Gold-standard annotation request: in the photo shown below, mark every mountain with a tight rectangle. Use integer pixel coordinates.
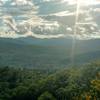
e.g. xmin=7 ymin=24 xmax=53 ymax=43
xmin=0 ymin=37 xmax=100 ymax=68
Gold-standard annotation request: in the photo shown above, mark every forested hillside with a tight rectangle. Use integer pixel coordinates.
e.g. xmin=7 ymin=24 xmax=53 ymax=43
xmin=0 ymin=38 xmax=100 ymax=68
xmin=0 ymin=62 xmax=100 ymax=100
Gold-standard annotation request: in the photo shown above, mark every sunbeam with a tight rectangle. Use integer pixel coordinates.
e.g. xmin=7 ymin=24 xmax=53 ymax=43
xmin=70 ymin=0 xmax=80 ymax=66
xmin=70 ymin=0 xmax=95 ymax=66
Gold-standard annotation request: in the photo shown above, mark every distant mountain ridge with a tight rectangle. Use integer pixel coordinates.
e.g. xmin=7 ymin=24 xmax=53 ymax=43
xmin=0 ymin=37 xmax=100 ymax=68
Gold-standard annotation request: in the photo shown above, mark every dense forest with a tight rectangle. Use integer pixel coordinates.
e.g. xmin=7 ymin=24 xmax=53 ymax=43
xmin=0 ymin=61 xmax=100 ymax=100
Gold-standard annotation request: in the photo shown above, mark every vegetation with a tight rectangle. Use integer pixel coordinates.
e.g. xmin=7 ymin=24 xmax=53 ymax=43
xmin=0 ymin=62 xmax=100 ymax=100
xmin=0 ymin=38 xmax=100 ymax=68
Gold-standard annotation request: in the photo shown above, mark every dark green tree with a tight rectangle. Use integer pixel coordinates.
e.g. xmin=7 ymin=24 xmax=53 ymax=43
xmin=38 ymin=91 xmax=56 ymax=100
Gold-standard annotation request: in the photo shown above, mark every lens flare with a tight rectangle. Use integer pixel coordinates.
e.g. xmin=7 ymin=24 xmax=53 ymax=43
xmin=71 ymin=0 xmax=80 ymax=66
xmin=70 ymin=0 xmax=95 ymax=66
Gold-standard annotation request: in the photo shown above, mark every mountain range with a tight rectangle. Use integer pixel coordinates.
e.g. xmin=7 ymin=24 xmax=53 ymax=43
xmin=0 ymin=37 xmax=100 ymax=68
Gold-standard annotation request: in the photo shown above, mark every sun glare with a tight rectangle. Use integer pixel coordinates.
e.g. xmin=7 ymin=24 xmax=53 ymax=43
xmin=66 ymin=0 xmax=95 ymax=6
xmin=79 ymin=0 xmax=95 ymax=6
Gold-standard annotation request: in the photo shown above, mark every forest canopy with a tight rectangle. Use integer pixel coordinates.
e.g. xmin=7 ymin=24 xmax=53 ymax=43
xmin=0 ymin=62 xmax=100 ymax=100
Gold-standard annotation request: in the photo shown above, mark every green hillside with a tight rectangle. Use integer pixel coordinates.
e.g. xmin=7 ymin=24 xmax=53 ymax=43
xmin=0 ymin=62 xmax=100 ymax=100
xmin=0 ymin=38 xmax=100 ymax=68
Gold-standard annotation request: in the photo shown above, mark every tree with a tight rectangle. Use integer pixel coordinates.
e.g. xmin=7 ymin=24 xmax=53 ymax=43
xmin=38 ymin=91 xmax=56 ymax=100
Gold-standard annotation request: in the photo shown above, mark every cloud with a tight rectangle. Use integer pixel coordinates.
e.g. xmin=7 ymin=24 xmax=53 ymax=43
xmin=11 ymin=0 xmax=33 ymax=6
xmin=66 ymin=27 xmax=72 ymax=32
xmin=48 ymin=11 xmax=75 ymax=17
xmin=0 ymin=30 xmax=65 ymax=39
xmin=28 ymin=31 xmax=65 ymax=39
xmin=61 ymin=0 xmax=100 ymax=6
xmin=42 ymin=0 xmax=51 ymax=2
xmin=0 ymin=0 xmax=100 ymax=40
xmin=3 ymin=15 xmax=18 ymax=32
xmin=94 ymin=8 xmax=100 ymax=12
xmin=0 ymin=31 xmax=18 ymax=38
xmin=0 ymin=0 xmax=62 ymax=39
xmin=60 ymin=0 xmax=75 ymax=5
xmin=0 ymin=0 xmax=4 ymax=6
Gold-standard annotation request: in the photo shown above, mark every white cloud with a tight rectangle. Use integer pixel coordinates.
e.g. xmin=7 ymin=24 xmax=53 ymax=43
xmin=94 ymin=8 xmax=100 ymax=12
xmin=90 ymin=26 xmax=95 ymax=31
xmin=60 ymin=0 xmax=76 ymax=5
xmin=39 ymin=21 xmax=60 ymax=31
xmin=66 ymin=27 xmax=72 ymax=32
xmin=0 ymin=31 xmax=19 ymax=38
xmin=0 ymin=30 xmax=65 ymax=39
xmin=3 ymin=15 xmax=18 ymax=32
xmin=0 ymin=0 xmax=5 ymax=6
xmin=11 ymin=0 xmax=33 ymax=6
xmin=30 ymin=32 xmax=65 ymax=39
xmin=61 ymin=0 xmax=100 ymax=6
xmin=85 ymin=17 xmax=93 ymax=22
xmin=49 ymin=11 xmax=75 ymax=17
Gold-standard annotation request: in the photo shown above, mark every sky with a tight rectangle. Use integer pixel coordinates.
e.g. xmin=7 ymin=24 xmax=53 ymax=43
xmin=0 ymin=0 xmax=100 ymax=39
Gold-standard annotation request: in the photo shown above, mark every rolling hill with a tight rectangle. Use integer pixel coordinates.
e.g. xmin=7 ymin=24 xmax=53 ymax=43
xmin=0 ymin=37 xmax=100 ymax=69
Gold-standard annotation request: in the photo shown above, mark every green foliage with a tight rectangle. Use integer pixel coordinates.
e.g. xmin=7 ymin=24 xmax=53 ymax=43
xmin=0 ymin=62 xmax=100 ymax=100
xmin=38 ymin=91 xmax=56 ymax=100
